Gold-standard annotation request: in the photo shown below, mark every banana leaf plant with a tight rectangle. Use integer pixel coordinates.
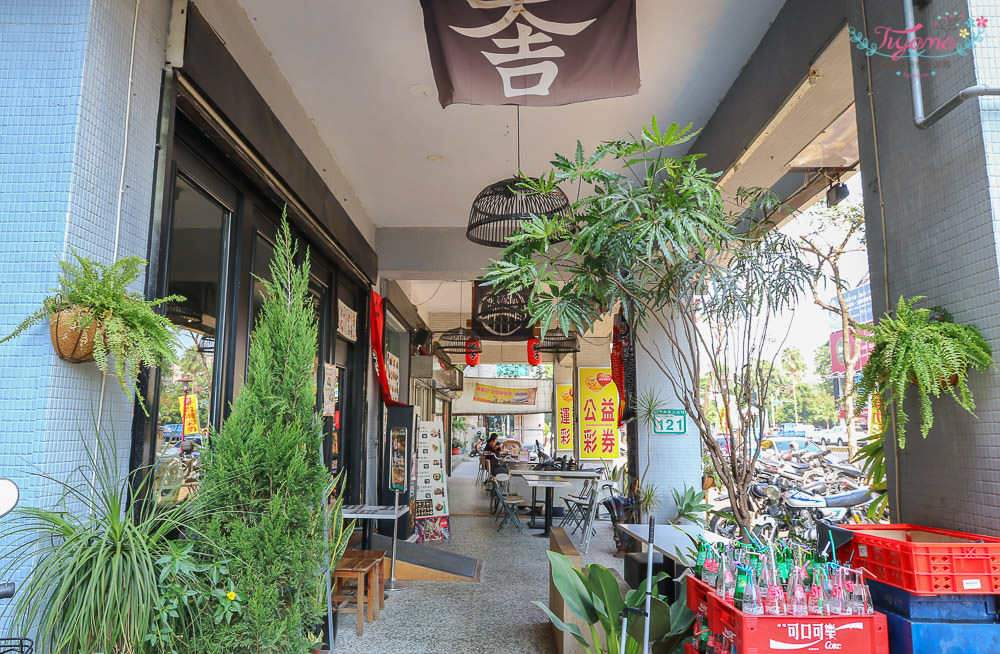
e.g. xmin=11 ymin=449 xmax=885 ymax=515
xmin=535 ymin=551 xmax=693 ymax=654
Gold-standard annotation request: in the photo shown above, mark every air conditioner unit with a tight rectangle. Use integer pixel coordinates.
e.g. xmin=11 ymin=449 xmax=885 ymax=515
xmin=411 ymin=354 xmax=434 ymax=379
xmin=433 ymin=366 xmax=463 ymax=391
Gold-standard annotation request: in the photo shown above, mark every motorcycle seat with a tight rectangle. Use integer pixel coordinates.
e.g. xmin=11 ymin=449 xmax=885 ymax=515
xmin=830 ymin=462 xmax=865 ymax=478
xmin=825 ymin=487 xmax=873 ymax=507
xmin=786 ymin=460 xmax=809 ymax=470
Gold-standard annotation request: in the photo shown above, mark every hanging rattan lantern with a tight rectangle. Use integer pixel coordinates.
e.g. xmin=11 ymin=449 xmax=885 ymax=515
xmin=466 ymin=176 xmax=571 ymax=247
xmin=538 ymin=328 xmax=581 ymax=353
xmin=436 ymin=327 xmax=481 ymax=355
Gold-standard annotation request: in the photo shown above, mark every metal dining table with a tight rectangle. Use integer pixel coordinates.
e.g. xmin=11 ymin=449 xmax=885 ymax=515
xmin=521 ymin=474 xmax=571 ymax=536
xmin=616 ymin=522 xmax=727 ymax=566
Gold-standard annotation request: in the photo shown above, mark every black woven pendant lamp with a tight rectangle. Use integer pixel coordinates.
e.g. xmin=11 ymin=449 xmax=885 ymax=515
xmin=538 ymin=328 xmax=581 ymax=354
xmin=466 ymin=106 xmax=571 ymax=247
xmin=436 ymin=282 xmax=481 ymax=360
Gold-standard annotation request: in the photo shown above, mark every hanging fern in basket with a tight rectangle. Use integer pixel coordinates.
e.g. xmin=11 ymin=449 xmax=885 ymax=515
xmin=0 ymin=250 xmax=183 ymax=413
xmin=855 ymin=296 xmax=993 ymax=449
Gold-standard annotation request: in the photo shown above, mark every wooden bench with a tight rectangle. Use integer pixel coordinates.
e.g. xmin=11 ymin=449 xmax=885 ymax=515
xmin=332 ymin=549 xmax=385 ymax=635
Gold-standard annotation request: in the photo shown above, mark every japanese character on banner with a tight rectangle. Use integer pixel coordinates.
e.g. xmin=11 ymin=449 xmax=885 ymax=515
xmin=559 ymin=427 xmax=572 ymax=445
xmin=582 ymin=399 xmax=597 ymax=422
xmin=421 ymin=0 xmax=639 ymax=108
xmin=582 ymin=427 xmax=597 ymax=454
xmin=449 ymin=0 xmax=596 ymax=99
xmin=559 ymin=406 xmax=571 ymax=425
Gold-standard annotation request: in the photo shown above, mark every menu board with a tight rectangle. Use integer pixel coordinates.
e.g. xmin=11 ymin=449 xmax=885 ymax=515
xmin=386 ymin=351 xmax=400 ymax=402
xmin=337 ymin=299 xmax=357 ymax=342
xmin=578 ymin=367 xmax=620 ymax=460
xmin=555 ymin=384 xmax=574 ymax=451
xmin=413 ymin=421 xmax=450 ymax=541
xmin=322 ymin=363 xmax=338 ymax=417
xmin=389 ymin=427 xmax=408 ymax=492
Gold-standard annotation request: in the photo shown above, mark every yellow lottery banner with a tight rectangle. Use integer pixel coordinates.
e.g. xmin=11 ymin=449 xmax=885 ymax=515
xmin=472 ymin=383 xmax=537 ymax=405
xmin=555 ymin=384 xmax=574 ymax=451
xmin=578 ymin=367 xmax=619 ymax=459
xmin=180 ymin=395 xmax=200 ymax=436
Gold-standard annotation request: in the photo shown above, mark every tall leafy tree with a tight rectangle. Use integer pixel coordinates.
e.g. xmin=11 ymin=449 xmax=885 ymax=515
xmin=794 ymin=201 xmax=867 ymax=454
xmin=484 ymin=119 xmax=817 ymax=534
xmin=194 ymin=217 xmax=331 ymax=652
xmin=779 ymin=347 xmax=806 ymax=423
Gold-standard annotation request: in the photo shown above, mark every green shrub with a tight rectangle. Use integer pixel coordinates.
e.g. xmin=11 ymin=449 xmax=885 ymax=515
xmin=192 ymin=216 xmax=335 ymax=652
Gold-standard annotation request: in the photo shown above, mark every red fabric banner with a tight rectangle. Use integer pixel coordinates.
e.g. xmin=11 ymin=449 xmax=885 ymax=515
xmin=371 ymin=291 xmax=405 ymax=407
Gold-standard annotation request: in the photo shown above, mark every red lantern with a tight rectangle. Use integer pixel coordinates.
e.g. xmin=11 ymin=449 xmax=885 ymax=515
xmin=465 ymin=338 xmax=481 ymax=366
xmin=527 ymin=337 xmax=541 ymax=366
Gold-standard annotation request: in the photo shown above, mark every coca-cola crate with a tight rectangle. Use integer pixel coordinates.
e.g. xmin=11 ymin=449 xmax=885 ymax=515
xmin=687 ymin=572 xmax=889 ymax=653
xmin=709 ymin=597 xmax=889 ymax=654
xmin=840 ymin=524 xmax=1000 ymax=595
xmin=687 ymin=575 xmax=712 ymax=617
xmin=684 ymin=643 xmax=698 ymax=654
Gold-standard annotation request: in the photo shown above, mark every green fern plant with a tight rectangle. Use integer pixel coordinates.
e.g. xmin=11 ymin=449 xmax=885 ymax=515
xmin=855 ymin=295 xmax=993 ymax=449
xmin=0 ymin=250 xmax=183 ymax=413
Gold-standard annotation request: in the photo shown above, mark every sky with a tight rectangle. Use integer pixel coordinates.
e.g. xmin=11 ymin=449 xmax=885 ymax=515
xmin=776 ymin=173 xmax=869 ymax=382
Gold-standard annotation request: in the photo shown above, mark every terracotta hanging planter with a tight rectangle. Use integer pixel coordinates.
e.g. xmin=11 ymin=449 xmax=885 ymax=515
xmin=49 ymin=308 xmax=98 ymax=363
xmin=908 ymin=372 xmax=960 ymax=390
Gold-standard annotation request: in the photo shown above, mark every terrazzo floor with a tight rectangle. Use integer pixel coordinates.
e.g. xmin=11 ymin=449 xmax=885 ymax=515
xmin=331 ymin=458 xmax=622 ymax=654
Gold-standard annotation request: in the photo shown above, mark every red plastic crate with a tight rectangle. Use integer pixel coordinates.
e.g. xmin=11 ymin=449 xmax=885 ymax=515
xmin=840 ymin=524 xmax=1000 ymax=595
xmin=687 ymin=574 xmax=889 ymax=654
xmin=687 ymin=575 xmax=712 ymax=617
xmin=684 ymin=643 xmax=698 ymax=654
xmin=710 ymin=593 xmax=889 ymax=654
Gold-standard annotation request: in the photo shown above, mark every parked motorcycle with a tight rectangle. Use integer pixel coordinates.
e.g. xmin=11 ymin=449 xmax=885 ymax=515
xmin=710 ymin=481 xmax=875 ymax=542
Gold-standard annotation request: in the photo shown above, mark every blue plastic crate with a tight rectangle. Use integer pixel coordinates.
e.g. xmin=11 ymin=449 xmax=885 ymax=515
xmin=883 ymin=609 xmax=1000 ymax=654
xmin=869 ymin=579 xmax=999 ymax=622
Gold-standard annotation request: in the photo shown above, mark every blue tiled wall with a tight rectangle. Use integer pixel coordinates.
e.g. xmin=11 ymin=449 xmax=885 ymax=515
xmin=0 ymin=1 xmax=91 ymax=629
xmin=0 ymin=0 xmax=170 ymax=635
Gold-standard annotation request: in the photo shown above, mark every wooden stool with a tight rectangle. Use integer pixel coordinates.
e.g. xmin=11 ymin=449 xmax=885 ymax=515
xmin=332 ymin=557 xmax=371 ymax=635
xmin=339 ymin=549 xmax=386 ymax=622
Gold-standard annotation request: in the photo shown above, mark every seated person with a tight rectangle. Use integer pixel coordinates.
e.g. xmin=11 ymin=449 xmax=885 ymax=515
xmin=484 ymin=433 xmax=503 ymax=458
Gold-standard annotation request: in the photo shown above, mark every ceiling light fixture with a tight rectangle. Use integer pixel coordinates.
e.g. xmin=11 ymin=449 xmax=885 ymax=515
xmin=435 ymin=282 xmax=481 ymax=361
xmin=466 ymin=105 xmax=571 ymax=247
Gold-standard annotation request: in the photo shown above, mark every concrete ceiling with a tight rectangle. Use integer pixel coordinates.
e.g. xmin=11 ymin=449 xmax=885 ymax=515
xmin=234 ymin=0 xmax=786 ymax=230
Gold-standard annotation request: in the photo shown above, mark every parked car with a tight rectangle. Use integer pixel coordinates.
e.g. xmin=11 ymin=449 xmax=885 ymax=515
xmin=817 ymin=426 xmax=849 ymax=447
xmin=161 ymin=423 xmax=183 ymax=443
xmin=775 ymin=423 xmax=818 ymax=439
xmin=760 ymin=437 xmax=826 ymax=457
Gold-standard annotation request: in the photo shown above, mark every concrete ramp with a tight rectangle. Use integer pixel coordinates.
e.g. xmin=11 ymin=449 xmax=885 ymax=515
xmin=370 ymin=534 xmax=481 ymax=583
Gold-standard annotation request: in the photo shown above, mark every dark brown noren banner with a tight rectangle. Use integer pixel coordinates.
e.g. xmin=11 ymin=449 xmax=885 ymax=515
xmin=421 ymin=0 xmax=639 ymax=107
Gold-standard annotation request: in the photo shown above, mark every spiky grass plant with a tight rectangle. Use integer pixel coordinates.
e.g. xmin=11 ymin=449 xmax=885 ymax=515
xmin=0 ymin=437 xmax=209 ymax=654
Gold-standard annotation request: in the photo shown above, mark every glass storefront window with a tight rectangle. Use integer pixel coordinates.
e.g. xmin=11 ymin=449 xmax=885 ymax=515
xmin=153 ymin=175 xmax=229 ymax=506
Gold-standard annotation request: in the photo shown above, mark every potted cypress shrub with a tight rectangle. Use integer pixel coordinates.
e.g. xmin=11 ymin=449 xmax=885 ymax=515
xmin=192 ymin=216 xmax=349 ymax=653
xmin=0 ymin=251 xmax=183 ymax=413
